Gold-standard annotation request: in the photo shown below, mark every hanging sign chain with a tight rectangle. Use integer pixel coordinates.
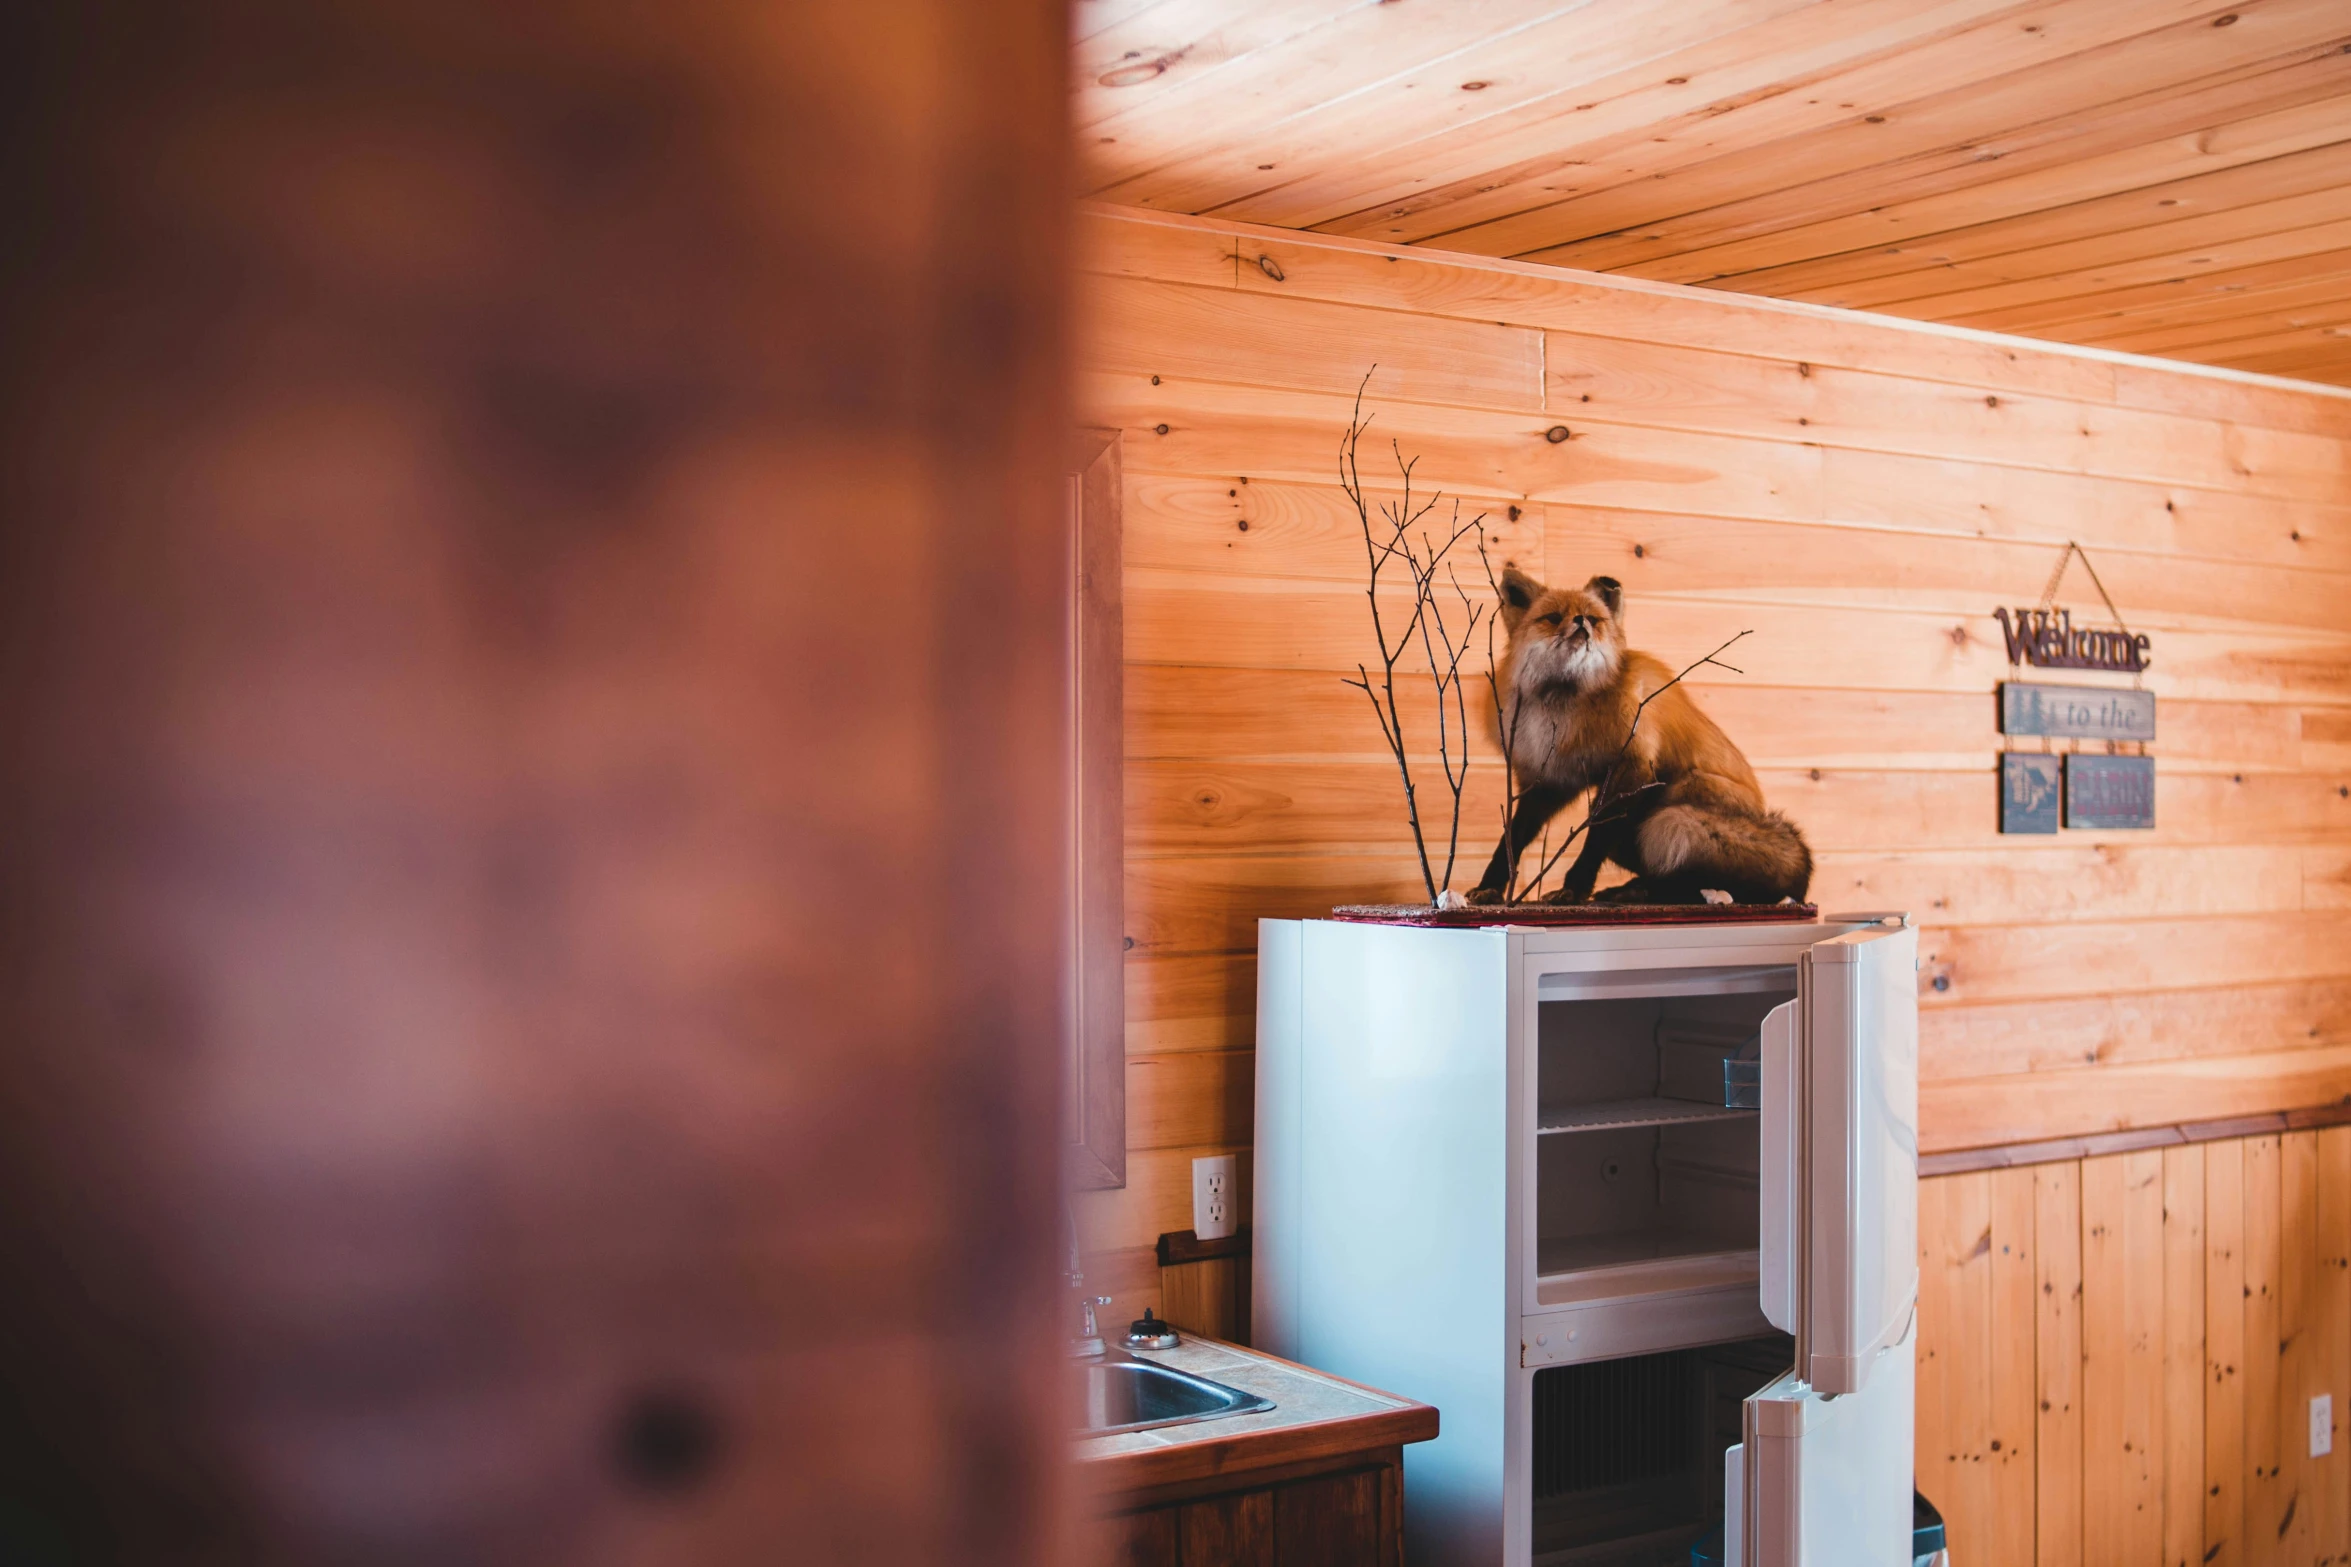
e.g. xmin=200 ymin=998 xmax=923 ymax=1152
xmin=1997 ymin=539 xmax=2148 ymax=683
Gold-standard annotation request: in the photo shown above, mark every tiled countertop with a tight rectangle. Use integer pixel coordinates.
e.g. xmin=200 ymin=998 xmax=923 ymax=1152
xmin=1074 ymin=1334 xmax=1438 ymax=1499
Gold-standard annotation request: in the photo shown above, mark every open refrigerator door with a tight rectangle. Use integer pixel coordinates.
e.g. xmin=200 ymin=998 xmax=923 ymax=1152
xmin=1733 ymin=920 xmax=1918 ymax=1565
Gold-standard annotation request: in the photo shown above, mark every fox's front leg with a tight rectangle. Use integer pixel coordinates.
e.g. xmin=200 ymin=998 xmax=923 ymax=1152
xmin=1466 ymin=784 xmax=1568 ymax=903
xmin=1547 ymin=827 xmax=1613 ymax=905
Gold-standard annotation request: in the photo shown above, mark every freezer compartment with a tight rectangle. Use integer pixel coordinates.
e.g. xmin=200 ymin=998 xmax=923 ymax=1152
xmin=1535 ymin=987 xmax=1792 ymax=1308
xmin=1530 ymin=1337 xmax=1790 ymax=1567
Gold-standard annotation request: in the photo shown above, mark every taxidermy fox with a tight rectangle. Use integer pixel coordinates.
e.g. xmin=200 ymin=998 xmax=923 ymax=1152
xmin=1467 ymin=567 xmax=1812 ymax=906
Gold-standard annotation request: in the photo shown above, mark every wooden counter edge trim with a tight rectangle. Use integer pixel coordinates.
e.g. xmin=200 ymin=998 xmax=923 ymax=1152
xmin=1077 ymin=1404 xmax=1439 ymax=1498
xmin=1918 ymin=1099 xmax=2351 ymax=1176
xmin=1091 ymin=1443 xmax=1409 ymax=1516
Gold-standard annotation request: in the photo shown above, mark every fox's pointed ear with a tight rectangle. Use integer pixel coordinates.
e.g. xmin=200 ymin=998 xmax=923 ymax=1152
xmin=1498 ymin=564 xmax=1542 ymax=630
xmin=1584 ymin=575 xmax=1623 ymax=617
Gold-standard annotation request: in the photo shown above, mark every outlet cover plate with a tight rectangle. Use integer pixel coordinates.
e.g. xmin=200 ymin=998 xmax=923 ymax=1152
xmin=2314 ymin=1394 xmax=2333 ymax=1458
xmin=1192 ymin=1153 xmax=1237 ymax=1242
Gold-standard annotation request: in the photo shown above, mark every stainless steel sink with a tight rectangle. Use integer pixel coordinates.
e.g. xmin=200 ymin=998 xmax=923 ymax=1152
xmin=1073 ymin=1353 xmax=1276 ymax=1436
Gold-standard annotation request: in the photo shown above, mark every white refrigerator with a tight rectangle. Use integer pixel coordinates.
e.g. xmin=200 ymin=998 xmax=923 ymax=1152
xmin=1253 ymin=912 xmax=1919 ymax=1567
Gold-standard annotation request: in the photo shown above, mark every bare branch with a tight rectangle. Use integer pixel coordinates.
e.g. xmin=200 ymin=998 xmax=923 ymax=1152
xmin=1337 ymin=371 xmax=1493 ymax=905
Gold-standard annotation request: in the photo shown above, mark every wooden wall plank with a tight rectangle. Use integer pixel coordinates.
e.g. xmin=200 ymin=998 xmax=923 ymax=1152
xmin=1082 ymin=207 xmax=2138 ymax=407
xmin=2278 ymin=1131 xmax=2321 ymax=1565
xmin=1921 ymin=1045 xmax=2351 ymax=1155
xmin=1991 ymin=1165 xmax=2041 ymax=1567
xmin=2244 ymin=1136 xmax=2286 ymax=1558
xmin=1128 ymin=1049 xmax=1254 ymax=1150
xmin=2315 ymin=1127 xmax=2351 ymax=1567
xmin=1934 ymin=1172 xmax=1997 ymax=1559
xmin=1921 ymin=914 xmax=2351 ymax=1007
xmin=2208 ymin=1138 xmax=2248 ymax=1567
xmin=2083 ymin=1152 xmax=2160 ymax=1558
xmin=2164 ymin=1144 xmax=2207 ymax=1567
xmin=1085 ymin=275 xmax=1545 ymax=414
xmin=1128 ymin=571 xmax=2351 ymax=702
xmin=1129 ymin=663 xmax=2317 ymax=773
xmin=2038 ymin=1160 xmax=2085 ymax=1567
xmin=1131 ymin=762 xmax=2351 ymax=871
xmin=1916 ymin=1175 xmax=1954 ymax=1546
xmin=1919 ymin=979 xmax=2351 ymax=1083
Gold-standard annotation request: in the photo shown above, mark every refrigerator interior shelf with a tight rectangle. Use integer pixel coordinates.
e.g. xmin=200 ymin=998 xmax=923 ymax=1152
xmin=1537 ymin=1097 xmax=1758 ymax=1133
xmin=1535 ymin=1230 xmax=1759 ymax=1308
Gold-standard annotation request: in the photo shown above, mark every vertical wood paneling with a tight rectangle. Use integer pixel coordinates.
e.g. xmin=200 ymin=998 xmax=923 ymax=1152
xmin=2279 ymin=1132 xmax=2321 ymax=1567
xmin=2316 ymin=1128 xmax=2351 ymax=1567
xmin=2242 ymin=1137 xmax=2285 ymax=1560
xmin=1917 ymin=1176 xmax=1953 ymax=1533
xmin=2163 ymin=1145 xmax=2205 ymax=1567
xmin=1930 ymin=1129 xmax=2351 ymax=1567
xmin=1992 ymin=1165 xmax=2041 ymax=1567
xmin=2083 ymin=1154 xmax=2134 ymax=1558
xmin=2038 ymin=1159 xmax=2087 ymax=1567
xmin=2207 ymin=1139 xmax=2248 ymax=1567
xmin=2128 ymin=1150 xmax=2171 ymax=1564
xmin=1938 ymin=1172 xmax=1997 ymax=1560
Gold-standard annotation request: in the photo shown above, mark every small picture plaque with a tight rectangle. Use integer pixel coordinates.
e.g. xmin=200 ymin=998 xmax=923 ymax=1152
xmin=1999 ymin=682 xmax=2156 ymax=743
xmin=2000 ymin=752 xmax=2061 ymax=834
xmin=2064 ymin=753 xmax=2155 ymax=830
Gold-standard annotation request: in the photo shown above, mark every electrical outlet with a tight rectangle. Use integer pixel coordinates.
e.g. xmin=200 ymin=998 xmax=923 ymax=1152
xmin=2313 ymin=1394 xmax=2334 ymax=1459
xmin=1192 ymin=1154 xmax=1238 ymax=1242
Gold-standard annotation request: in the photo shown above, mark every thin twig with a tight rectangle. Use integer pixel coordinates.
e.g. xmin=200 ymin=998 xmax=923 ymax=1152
xmin=1339 ymin=369 xmax=1490 ymax=905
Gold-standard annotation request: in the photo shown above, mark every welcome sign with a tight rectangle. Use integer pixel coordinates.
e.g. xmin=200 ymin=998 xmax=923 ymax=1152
xmin=1994 ymin=607 xmax=2150 ymax=674
xmin=1994 ymin=544 xmax=2154 ymax=833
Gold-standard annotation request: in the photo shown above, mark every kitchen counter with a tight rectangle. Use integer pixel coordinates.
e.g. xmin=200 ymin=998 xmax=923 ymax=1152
xmin=1075 ymin=1334 xmax=1437 ymax=1501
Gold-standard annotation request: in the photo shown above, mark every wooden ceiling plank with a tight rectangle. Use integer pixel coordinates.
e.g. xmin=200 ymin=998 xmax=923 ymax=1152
xmin=1080 ymin=1 xmax=1616 ymax=198
xmin=2185 ymin=321 xmax=2351 ymax=362
xmin=1119 ymin=0 xmax=1821 ymax=222
xmin=2083 ymin=304 xmax=2351 ymax=358
xmin=1511 ymin=38 xmax=2351 ymax=273
xmin=1076 ymin=1 xmax=1385 ymax=140
xmin=1217 ymin=0 xmax=2008 ymax=232
xmin=1767 ymin=186 xmax=2351 ymax=312
xmin=1702 ymin=139 xmax=2351 ymax=298
xmin=1431 ymin=0 xmax=2316 ymax=260
xmin=1955 ymin=245 xmax=2351 ymax=334
xmin=2204 ymin=347 xmax=2351 ymax=382
xmin=2053 ymin=276 xmax=2351 ymax=348
xmin=2201 ymin=343 xmax=2351 ymax=376
xmin=1625 ymin=90 xmax=2351 ymax=285
xmin=1307 ymin=0 xmax=2059 ymax=241
xmin=1848 ymin=211 xmax=2351 ymax=324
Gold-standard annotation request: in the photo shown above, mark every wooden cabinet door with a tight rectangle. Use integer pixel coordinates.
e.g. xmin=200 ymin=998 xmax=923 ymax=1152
xmin=1273 ymin=1467 xmax=1384 ymax=1567
xmin=1085 ymin=1506 xmax=1179 ymax=1567
xmin=1181 ymin=1490 xmax=1274 ymax=1565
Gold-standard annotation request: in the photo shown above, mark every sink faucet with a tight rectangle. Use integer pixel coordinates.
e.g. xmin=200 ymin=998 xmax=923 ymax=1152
xmin=1066 ymin=1210 xmax=1111 ymax=1358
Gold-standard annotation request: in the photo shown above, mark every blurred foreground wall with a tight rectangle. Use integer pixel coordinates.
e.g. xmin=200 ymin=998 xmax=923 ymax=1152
xmin=0 ymin=3 xmax=1071 ymax=1562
